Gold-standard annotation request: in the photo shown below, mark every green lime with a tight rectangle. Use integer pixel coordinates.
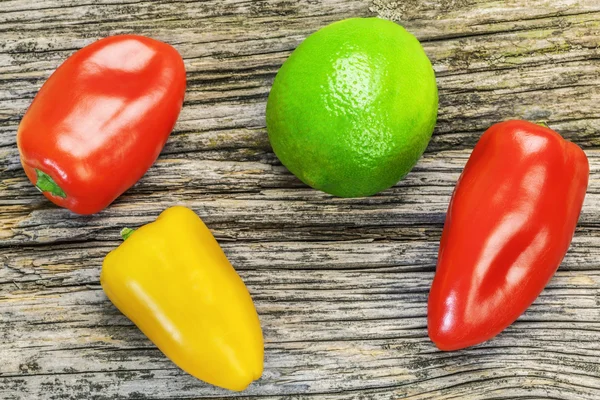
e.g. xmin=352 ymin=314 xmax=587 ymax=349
xmin=266 ymin=17 xmax=438 ymax=197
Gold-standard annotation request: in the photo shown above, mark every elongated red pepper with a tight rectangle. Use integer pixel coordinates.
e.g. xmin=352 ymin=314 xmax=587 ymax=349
xmin=17 ymin=35 xmax=186 ymax=214
xmin=428 ymin=120 xmax=589 ymax=351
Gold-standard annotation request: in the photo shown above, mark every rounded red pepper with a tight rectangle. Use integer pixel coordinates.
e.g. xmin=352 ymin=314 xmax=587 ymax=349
xmin=428 ymin=120 xmax=589 ymax=351
xmin=17 ymin=35 xmax=186 ymax=214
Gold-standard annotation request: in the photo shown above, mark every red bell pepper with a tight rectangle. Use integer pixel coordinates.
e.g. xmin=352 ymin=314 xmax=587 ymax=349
xmin=428 ymin=120 xmax=589 ymax=351
xmin=17 ymin=35 xmax=186 ymax=215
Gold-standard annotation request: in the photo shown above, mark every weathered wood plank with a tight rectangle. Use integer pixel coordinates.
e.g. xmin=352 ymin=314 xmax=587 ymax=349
xmin=2 ymin=265 xmax=600 ymax=395
xmin=2 ymin=268 xmax=600 ymax=398
xmin=1 ymin=0 xmax=599 ymax=399
xmin=1 ymin=149 xmax=599 ymax=245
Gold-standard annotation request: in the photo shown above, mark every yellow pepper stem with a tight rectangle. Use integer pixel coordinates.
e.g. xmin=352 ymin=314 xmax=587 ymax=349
xmin=120 ymin=228 xmax=135 ymax=241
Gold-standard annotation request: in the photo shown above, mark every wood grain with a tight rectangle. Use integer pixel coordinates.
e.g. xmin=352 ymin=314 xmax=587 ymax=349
xmin=1 ymin=0 xmax=600 ymax=399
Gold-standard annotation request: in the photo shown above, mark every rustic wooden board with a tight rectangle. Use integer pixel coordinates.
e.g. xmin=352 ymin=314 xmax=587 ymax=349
xmin=1 ymin=0 xmax=600 ymax=399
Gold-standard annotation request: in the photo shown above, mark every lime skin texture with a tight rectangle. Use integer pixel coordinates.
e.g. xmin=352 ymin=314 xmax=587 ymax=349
xmin=266 ymin=17 xmax=439 ymax=197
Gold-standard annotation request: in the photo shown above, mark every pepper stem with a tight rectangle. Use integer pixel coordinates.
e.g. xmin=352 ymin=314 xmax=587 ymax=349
xmin=535 ymin=121 xmax=549 ymax=129
xmin=120 ymin=228 xmax=136 ymax=241
xmin=35 ymin=169 xmax=66 ymax=198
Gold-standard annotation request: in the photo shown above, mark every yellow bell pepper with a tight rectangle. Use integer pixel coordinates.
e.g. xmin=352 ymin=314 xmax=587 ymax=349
xmin=100 ymin=206 xmax=264 ymax=391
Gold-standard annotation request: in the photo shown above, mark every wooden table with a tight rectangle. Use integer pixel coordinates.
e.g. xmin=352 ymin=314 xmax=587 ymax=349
xmin=1 ymin=1 xmax=599 ymax=399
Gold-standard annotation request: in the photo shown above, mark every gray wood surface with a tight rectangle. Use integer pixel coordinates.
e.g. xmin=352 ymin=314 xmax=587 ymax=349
xmin=1 ymin=0 xmax=600 ymax=399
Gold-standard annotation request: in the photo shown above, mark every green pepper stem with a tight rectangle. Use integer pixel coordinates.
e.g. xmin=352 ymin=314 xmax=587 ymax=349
xmin=120 ymin=228 xmax=136 ymax=241
xmin=535 ymin=121 xmax=549 ymax=129
xmin=35 ymin=169 xmax=66 ymax=198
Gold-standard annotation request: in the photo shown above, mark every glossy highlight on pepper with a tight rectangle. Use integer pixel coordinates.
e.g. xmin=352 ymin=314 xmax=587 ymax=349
xmin=17 ymin=35 xmax=186 ymax=214
xmin=100 ymin=206 xmax=264 ymax=391
xmin=428 ymin=120 xmax=589 ymax=351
